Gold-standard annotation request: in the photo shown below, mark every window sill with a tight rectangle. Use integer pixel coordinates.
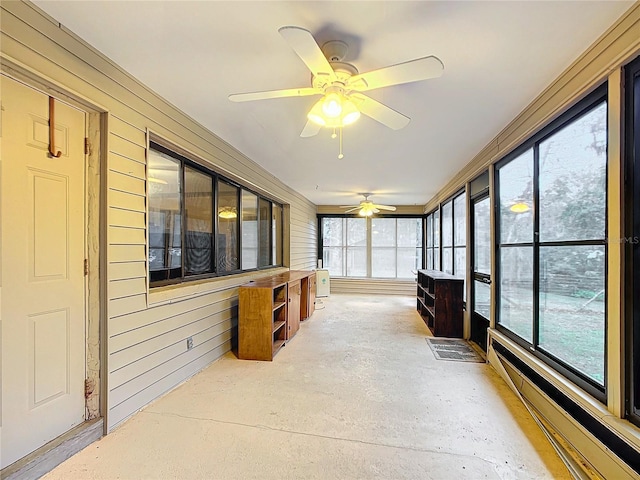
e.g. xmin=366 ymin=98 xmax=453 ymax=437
xmin=147 ymin=267 xmax=288 ymax=307
xmin=488 ymin=328 xmax=640 ymax=451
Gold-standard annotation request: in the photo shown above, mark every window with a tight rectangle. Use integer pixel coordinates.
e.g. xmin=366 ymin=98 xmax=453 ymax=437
xmin=241 ymin=190 xmax=258 ymax=270
xmin=185 ymin=167 xmax=213 ymax=276
xmin=272 ymin=203 xmax=283 ymax=267
xmin=321 ymin=216 xmax=422 ymax=279
xmin=496 ymin=87 xmax=607 ymax=398
xmin=433 ymin=209 xmax=440 ymax=269
xmin=148 ymin=148 xmax=182 ymax=283
xmin=148 ymin=141 xmax=283 ymax=286
xmin=217 ymin=180 xmax=240 ymax=273
xmin=426 ymin=192 xmax=466 ymax=292
xmin=426 ymin=214 xmax=433 ymax=269
xmin=371 ymin=218 xmax=423 ymax=278
xmin=453 ymin=193 xmax=466 ymax=279
xmin=441 ymin=201 xmax=453 ymax=274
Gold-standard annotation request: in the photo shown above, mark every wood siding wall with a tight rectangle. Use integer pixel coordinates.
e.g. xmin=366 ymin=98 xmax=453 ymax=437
xmin=330 ymin=278 xmax=416 ymax=296
xmin=1 ymin=1 xmax=317 ymax=430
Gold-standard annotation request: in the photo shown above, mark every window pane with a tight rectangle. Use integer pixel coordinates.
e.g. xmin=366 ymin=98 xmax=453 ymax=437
xmin=499 ymin=149 xmax=534 ymax=244
xmin=398 ymin=218 xmax=421 ymax=247
xmin=499 ymin=246 xmax=533 ymax=342
xmin=427 ymin=249 xmax=433 ymax=270
xmin=455 ymin=247 xmax=466 ymax=300
xmin=346 ymin=247 xmax=366 ymax=276
xmin=184 ymin=167 xmax=212 ymax=275
xmin=442 ymin=246 xmax=453 ymax=274
xmin=454 ymin=193 xmax=466 ymax=247
xmin=539 ymin=102 xmax=607 ymax=242
xmin=258 ymin=198 xmax=271 ymax=267
xmin=371 ymin=247 xmax=395 ymax=278
xmin=433 ymin=210 xmax=440 ymax=247
xmin=434 ymin=247 xmax=440 ymax=271
xmin=539 ymin=245 xmax=605 ymax=384
xmin=323 ymin=247 xmax=344 ymax=277
xmin=474 ymin=280 xmax=491 ymax=320
xmin=426 ymin=215 xmax=433 ymax=247
xmin=148 ymin=148 xmax=182 ymax=282
xmin=323 ymin=217 xmax=344 ymax=246
xmin=241 ymin=190 xmax=258 ymax=270
xmin=346 ymin=218 xmax=366 ymax=246
xmin=442 ymin=201 xmax=453 ymax=247
xmin=397 ymin=247 xmax=420 ymax=279
xmin=272 ymin=203 xmax=282 ymax=266
xmin=217 ymin=180 xmax=239 ymax=273
xmin=371 ymin=218 xmax=396 ymax=246
xmin=454 ymin=247 xmax=466 ymax=277
xmin=474 ymin=197 xmax=491 ymax=275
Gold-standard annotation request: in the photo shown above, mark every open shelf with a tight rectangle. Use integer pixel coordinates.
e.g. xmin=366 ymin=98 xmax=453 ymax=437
xmin=272 ymin=339 xmax=285 ymax=354
xmin=273 ymin=320 xmax=286 ymax=333
xmin=273 ymin=301 xmax=286 ymax=311
xmin=416 ymin=269 xmax=463 ymax=337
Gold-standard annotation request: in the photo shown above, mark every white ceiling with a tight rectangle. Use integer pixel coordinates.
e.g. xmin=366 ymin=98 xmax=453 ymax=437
xmin=34 ymin=1 xmax=632 ymax=207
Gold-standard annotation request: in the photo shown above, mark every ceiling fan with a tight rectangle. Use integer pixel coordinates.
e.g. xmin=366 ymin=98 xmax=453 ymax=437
xmin=229 ymin=26 xmax=444 ymax=141
xmin=341 ymin=194 xmax=397 ymax=217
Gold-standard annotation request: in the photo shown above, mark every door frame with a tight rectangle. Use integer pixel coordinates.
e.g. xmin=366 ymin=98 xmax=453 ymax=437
xmin=470 ymin=190 xmax=491 ymax=351
xmin=1 ymin=58 xmax=108 ymax=435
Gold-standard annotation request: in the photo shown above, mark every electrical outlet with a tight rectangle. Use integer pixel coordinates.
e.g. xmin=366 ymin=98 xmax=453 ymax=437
xmin=186 ymin=337 xmax=193 ymax=350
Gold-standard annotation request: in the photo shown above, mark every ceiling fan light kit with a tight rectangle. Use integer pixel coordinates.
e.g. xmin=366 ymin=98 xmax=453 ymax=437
xmin=229 ymin=26 xmax=443 ymax=159
xmin=341 ymin=194 xmax=397 ymax=217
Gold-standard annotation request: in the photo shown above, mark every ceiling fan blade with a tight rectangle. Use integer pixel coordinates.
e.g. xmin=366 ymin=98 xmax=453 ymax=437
xmin=372 ymin=208 xmax=380 ymax=213
xmin=300 ymin=120 xmax=321 ymax=138
xmin=229 ymin=87 xmax=320 ymax=102
xmin=279 ymin=26 xmax=336 ymax=82
xmin=346 ymin=56 xmax=444 ymax=92
xmin=351 ymin=93 xmax=410 ymax=130
xmin=339 ymin=205 xmax=359 ymax=208
xmin=343 ymin=207 xmax=360 ymax=213
xmin=375 ymin=205 xmax=397 ymax=211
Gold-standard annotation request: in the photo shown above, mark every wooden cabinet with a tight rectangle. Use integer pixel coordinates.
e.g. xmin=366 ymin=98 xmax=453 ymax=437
xmin=300 ymin=272 xmax=316 ymax=320
xmin=416 ymin=269 xmax=464 ymax=337
xmin=287 ymin=279 xmax=301 ymax=338
xmin=238 ymin=279 xmax=288 ymax=360
xmin=238 ymin=270 xmax=316 ymax=361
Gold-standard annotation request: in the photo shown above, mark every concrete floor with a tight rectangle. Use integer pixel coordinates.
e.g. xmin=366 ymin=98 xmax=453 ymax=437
xmin=43 ymin=294 xmax=571 ymax=479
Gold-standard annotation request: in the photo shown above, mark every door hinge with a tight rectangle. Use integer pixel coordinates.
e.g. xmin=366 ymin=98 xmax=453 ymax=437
xmin=84 ymin=137 xmax=90 ymax=155
xmin=84 ymin=259 xmax=89 ymax=276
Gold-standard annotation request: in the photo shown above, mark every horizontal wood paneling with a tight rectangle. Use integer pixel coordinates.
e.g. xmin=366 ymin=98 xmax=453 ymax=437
xmin=109 ymin=316 xmax=234 ymax=393
xmin=108 ymin=189 xmax=145 ymax=213
xmin=108 ymin=341 xmax=231 ymax=428
xmin=108 ymin=226 xmax=145 ymax=245
xmin=108 ymin=170 xmax=145 ymax=196
xmin=108 ymin=262 xmax=146 ymax=281
xmin=109 ymin=153 xmax=146 ymax=180
xmin=2 ymin=0 xmax=319 ymax=434
xmin=330 ymin=278 xmax=416 ymax=296
xmin=108 ymin=245 xmax=146 ymax=264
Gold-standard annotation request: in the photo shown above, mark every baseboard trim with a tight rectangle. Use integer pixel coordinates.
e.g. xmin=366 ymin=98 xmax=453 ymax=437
xmin=1 ymin=418 xmax=103 ymax=480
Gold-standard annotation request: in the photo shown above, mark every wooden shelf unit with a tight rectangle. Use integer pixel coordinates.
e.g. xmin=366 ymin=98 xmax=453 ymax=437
xmin=238 ymin=270 xmax=316 ymax=361
xmin=417 ymin=269 xmax=464 ymax=337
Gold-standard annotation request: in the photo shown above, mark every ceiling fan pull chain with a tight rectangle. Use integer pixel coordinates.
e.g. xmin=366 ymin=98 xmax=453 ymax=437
xmin=338 ymin=127 xmax=344 ymax=159
xmin=331 ymin=127 xmax=337 ymax=139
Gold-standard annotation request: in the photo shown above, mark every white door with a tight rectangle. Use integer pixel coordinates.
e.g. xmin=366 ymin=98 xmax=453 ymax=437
xmin=1 ymin=76 xmax=87 ymax=468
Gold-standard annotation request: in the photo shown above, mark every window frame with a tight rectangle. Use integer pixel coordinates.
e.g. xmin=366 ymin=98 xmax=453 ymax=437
xmin=148 ymin=141 xmax=284 ymax=288
xmin=624 ymin=55 xmax=640 ymax=427
xmin=494 ymin=83 xmax=609 ymax=401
